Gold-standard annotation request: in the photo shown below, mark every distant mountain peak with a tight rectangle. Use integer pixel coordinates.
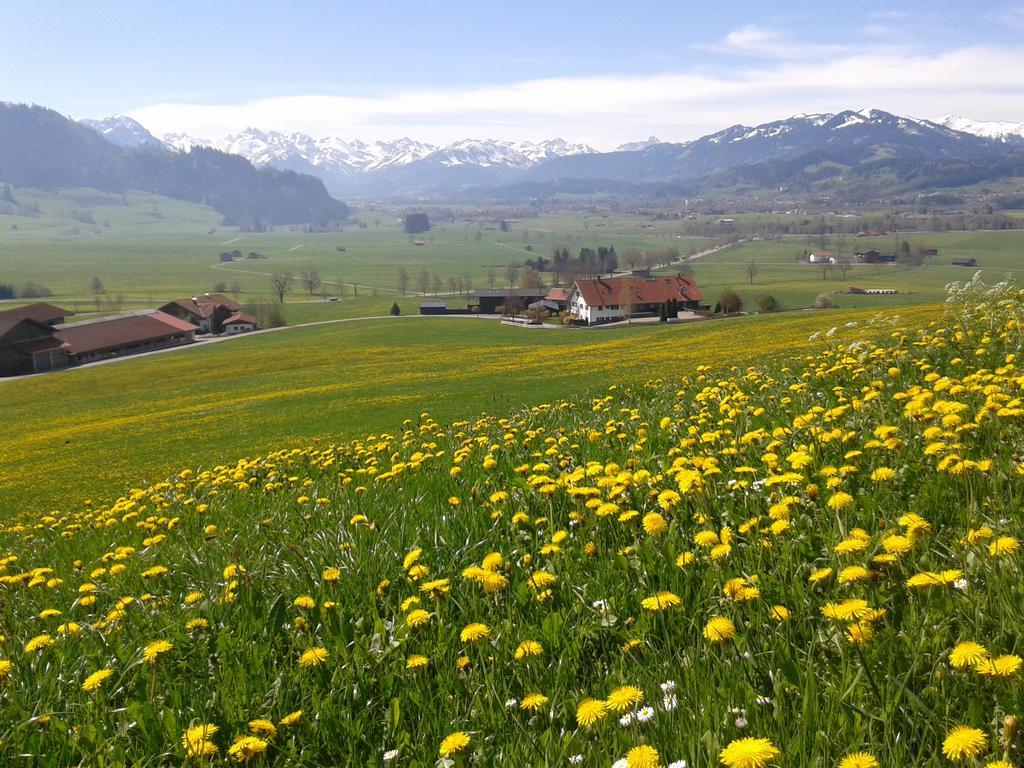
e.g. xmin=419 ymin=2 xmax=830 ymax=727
xmin=941 ymin=115 xmax=1024 ymax=141
xmin=616 ymin=136 xmax=664 ymax=152
xmin=80 ymin=115 xmax=163 ymax=148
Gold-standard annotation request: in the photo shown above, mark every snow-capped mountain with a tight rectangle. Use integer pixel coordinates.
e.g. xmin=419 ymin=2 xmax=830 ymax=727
xmin=78 ymin=108 xmax=1021 ymax=198
xmin=149 ymin=127 xmax=591 ymax=175
xmin=941 ymin=115 xmax=1024 ymax=142
xmin=616 ymin=136 xmax=664 ymax=152
xmin=79 ymin=115 xmax=163 ymax=147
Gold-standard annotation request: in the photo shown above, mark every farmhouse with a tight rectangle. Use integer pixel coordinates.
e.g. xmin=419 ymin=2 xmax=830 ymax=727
xmin=55 ymin=310 xmax=198 ymax=364
xmin=223 ymin=313 xmax=259 ymax=334
xmin=0 ymin=317 xmax=69 ymax=376
xmin=159 ymin=293 xmax=242 ymax=334
xmin=0 ymin=302 xmax=75 ymax=325
xmin=809 ymin=251 xmax=834 ymax=264
xmin=567 ymin=274 xmax=705 ymax=326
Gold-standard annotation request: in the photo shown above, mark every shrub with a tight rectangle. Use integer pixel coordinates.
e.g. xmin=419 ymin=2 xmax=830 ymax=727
xmin=717 ymin=290 xmax=743 ymax=314
xmin=390 ymin=302 xmax=401 ymax=316
xmin=815 ymin=293 xmax=836 ymax=309
xmin=756 ymin=293 xmax=780 ymax=313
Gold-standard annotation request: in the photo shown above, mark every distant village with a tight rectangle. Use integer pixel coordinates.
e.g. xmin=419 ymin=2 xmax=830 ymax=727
xmin=0 ymin=295 xmax=259 ymax=377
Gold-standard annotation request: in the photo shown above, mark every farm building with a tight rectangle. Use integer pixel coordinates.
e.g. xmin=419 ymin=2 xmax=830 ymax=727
xmin=855 ymin=250 xmax=896 ymax=264
xmin=55 ymin=310 xmax=198 ymax=365
xmin=419 ymin=301 xmax=448 ymax=315
xmin=952 ymin=257 xmax=977 ymax=267
xmin=809 ymin=251 xmax=834 ymax=264
xmin=0 ymin=302 xmax=75 ymax=325
xmin=0 ymin=317 xmax=69 ymax=376
xmin=541 ymin=287 xmax=571 ymax=313
xmin=223 ymin=313 xmax=260 ymax=334
xmin=159 ymin=294 xmax=242 ymax=334
xmin=920 ymin=247 xmax=939 ymax=257
xmin=471 ymin=288 xmax=548 ymax=315
xmin=567 ymin=274 xmax=705 ymax=326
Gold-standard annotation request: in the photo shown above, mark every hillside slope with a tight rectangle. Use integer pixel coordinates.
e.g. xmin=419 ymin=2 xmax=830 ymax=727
xmin=0 ymin=103 xmax=348 ymax=224
xmin=0 ymin=283 xmax=1019 ymax=765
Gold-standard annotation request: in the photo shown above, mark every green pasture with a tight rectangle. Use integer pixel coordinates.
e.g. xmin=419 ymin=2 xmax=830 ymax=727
xmin=685 ymin=230 xmax=1024 ymax=310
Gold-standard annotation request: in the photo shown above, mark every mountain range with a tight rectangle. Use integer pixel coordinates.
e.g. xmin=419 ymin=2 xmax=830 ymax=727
xmin=79 ymin=110 xmax=1024 ymax=200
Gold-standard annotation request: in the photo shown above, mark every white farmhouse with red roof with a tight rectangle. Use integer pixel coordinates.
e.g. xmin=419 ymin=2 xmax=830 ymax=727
xmin=567 ymin=273 xmax=705 ymax=325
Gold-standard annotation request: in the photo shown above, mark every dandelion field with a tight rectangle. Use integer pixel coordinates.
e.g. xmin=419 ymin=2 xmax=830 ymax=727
xmin=2 ymin=276 xmax=1024 ymax=767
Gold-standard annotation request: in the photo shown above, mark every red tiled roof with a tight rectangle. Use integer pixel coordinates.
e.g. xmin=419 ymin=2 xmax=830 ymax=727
xmin=0 ymin=302 xmax=74 ymax=324
xmin=203 ymin=294 xmax=243 ymax=311
xmin=224 ymin=313 xmax=258 ymax=325
xmin=546 ymin=287 xmax=570 ymax=301
xmin=160 ymin=299 xmax=215 ymax=319
xmin=573 ymin=275 xmax=704 ymax=306
xmin=56 ymin=311 xmax=198 ymax=356
xmin=160 ymin=294 xmax=243 ymax=319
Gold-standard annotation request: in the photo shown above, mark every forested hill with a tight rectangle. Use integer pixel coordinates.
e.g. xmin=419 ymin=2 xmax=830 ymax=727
xmin=0 ymin=103 xmax=348 ymax=225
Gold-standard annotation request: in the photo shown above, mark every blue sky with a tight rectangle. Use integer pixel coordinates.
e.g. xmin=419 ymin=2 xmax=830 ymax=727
xmin=5 ymin=1 xmax=1024 ymax=147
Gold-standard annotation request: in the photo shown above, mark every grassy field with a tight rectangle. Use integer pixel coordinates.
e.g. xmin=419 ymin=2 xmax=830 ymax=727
xmin=0 ymin=306 xmax=937 ymax=514
xmin=0 ymin=188 xmax=709 ymax=305
xmin=0 ymin=285 xmax=1017 ymax=766
xmin=684 ymin=230 xmax=1024 ymax=311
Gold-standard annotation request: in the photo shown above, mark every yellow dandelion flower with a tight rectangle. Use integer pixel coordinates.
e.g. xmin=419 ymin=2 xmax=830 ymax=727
xmin=719 ymin=737 xmax=781 ymax=768
xmin=514 ymin=640 xmax=543 ymax=660
xmin=642 ymin=512 xmax=669 ymax=536
xmin=576 ymin=698 xmax=608 ymax=727
xmin=950 ymin=642 xmax=988 ymax=669
xmin=24 ymin=634 xmax=54 ymax=654
xmin=809 ymin=567 xmax=833 ymax=584
xmin=248 ymin=719 xmax=276 ymax=739
xmin=406 ymin=609 xmax=432 ymax=628
xmin=439 ymin=731 xmax=471 ymax=757
xmin=838 ymin=565 xmax=871 ymax=584
xmin=845 ymin=622 xmax=874 ymax=645
xmin=641 ymin=591 xmax=681 ymax=611
xmin=942 ymin=725 xmax=986 ymax=761
xmin=460 ymin=623 xmax=491 ymax=643
xmin=520 ymin=693 xmax=549 ymax=712
xmin=770 ymin=605 xmax=790 ymax=622
xmin=975 ymin=654 xmax=1023 ymax=678
xmin=292 ymin=595 xmax=315 ymax=609
xmin=142 ymin=640 xmax=173 ymax=664
xmin=406 ymin=654 xmax=429 ymax=670
xmin=278 ymin=710 xmax=302 ymax=727
xmin=838 ymin=751 xmax=879 ymax=768
xmin=827 ymin=492 xmax=854 ymax=511
xmin=181 ymin=724 xmax=219 ymax=759
xmin=228 ymin=735 xmax=268 ymax=762
xmin=82 ymin=667 xmax=113 ymax=693
xmin=298 ymin=646 xmax=328 ymax=668
xmin=704 ymin=616 xmax=737 ymax=643
xmin=989 ymin=536 xmax=1020 ymax=558
xmin=627 ymin=744 xmax=661 ymax=768
xmin=322 ymin=567 xmax=341 ymax=582
xmin=606 ymin=685 xmax=644 ymax=712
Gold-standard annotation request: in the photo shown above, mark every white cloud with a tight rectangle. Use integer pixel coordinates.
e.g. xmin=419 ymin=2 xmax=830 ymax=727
xmin=129 ymin=40 xmax=1024 ymax=150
